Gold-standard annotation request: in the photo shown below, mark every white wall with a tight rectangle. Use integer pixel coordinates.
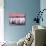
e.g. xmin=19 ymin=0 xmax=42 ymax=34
xmin=0 ymin=0 xmax=4 ymax=42
xmin=40 ymin=0 xmax=46 ymax=27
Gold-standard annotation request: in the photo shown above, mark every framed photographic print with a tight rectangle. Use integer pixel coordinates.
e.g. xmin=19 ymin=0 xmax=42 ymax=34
xmin=9 ymin=13 xmax=26 ymax=25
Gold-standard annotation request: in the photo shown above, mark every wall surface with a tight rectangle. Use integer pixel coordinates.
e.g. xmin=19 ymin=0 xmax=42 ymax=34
xmin=4 ymin=0 xmax=40 ymax=42
xmin=0 ymin=0 xmax=4 ymax=42
xmin=40 ymin=0 xmax=46 ymax=27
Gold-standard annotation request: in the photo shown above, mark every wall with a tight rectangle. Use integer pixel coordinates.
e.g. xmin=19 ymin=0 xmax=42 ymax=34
xmin=4 ymin=0 xmax=40 ymax=42
xmin=0 ymin=0 xmax=4 ymax=42
xmin=40 ymin=0 xmax=46 ymax=27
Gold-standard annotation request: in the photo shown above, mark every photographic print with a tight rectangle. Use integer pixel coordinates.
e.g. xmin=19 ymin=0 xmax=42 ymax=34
xmin=9 ymin=13 xmax=26 ymax=25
